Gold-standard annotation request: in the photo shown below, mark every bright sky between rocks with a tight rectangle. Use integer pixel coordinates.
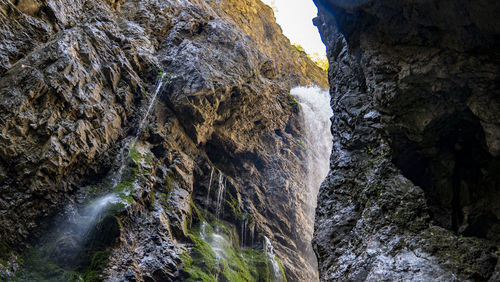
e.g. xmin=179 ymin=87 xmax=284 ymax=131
xmin=261 ymin=0 xmax=325 ymax=56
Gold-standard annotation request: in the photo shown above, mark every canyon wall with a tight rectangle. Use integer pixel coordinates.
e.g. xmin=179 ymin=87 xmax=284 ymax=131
xmin=0 ymin=0 xmax=326 ymax=280
xmin=313 ymin=0 xmax=500 ymax=280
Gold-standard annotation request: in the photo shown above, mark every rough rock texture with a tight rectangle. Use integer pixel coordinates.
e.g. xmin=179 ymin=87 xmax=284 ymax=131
xmin=0 ymin=0 xmax=326 ymax=280
xmin=313 ymin=0 xmax=500 ymax=280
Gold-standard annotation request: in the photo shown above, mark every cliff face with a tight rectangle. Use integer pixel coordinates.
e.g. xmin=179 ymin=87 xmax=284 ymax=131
xmin=0 ymin=0 xmax=326 ymax=281
xmin=313 ymin=0 xmax=500 ymax=280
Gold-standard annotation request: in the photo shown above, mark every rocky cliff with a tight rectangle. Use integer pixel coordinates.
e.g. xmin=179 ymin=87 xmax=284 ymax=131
xmin=0 ymin=0 xmax=327 ymax=281
xmin=313 ymin=0 xmax=500 ymax=280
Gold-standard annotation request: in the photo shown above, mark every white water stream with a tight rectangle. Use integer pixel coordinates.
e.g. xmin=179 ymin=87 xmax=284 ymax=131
xmin=215 ymin=173 xmax=226 ymax=220
xmin=264 ymin=236 xmax=283 ymax=282
xmin=23 ymin=73 xmax=168 ymax=276
xmin=291 ymin=86 xmax=332 ymax=280
xmin=291 ymin=86 xmax=333 ymax=212
xmin=112 ymin=72 xmax=167 ymax=187
xmin=206 ymin=167 xmax=215 ymax=205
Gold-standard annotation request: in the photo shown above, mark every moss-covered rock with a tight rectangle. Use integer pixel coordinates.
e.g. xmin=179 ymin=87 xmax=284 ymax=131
xmin=182 ymin=219 xmax=283 ymax=282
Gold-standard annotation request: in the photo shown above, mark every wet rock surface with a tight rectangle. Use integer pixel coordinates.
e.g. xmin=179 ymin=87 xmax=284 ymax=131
xmin=0 ymin=0 xmax=326 ymax=281
xmin=313 ymin=0 xmax=500 ymax=280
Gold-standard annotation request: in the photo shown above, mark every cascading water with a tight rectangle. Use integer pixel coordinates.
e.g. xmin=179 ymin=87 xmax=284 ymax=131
xmin=264 ymin=236 xmax=284 ymax=282
xmin=291 ymin=86 xmax=333 ymax=280
xmin=136 ymin=72 xmax=167 ymax=137
xmin=206 ymin=167 xmax=214 ymax=205
xmin=240 ymin=214 xmax=247 ymax=247
xmin=215 ymin=173 xmax=226 ymax=220
xmin=199 ymin=221 xmax=226 ymax=261
xmin=14 ymin=73 xmax=168 ymax=280
xmin=112 ymin=72 xmax=167 ymax=187
xmin=190 ymin=220 xmax=286 ymax=281
xmin=291 ymin=86 xmax=333 ymax=211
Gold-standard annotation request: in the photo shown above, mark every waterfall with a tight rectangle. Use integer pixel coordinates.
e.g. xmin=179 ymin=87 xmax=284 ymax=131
xmin=67 ymin=194 xmax=120 ymax=241
xmin=291 ymin=86 xmax=332 ymax=280
xmin=112 ymin=72 xmax=167 ymax=187
xmin=241 ymin=216 xmax=247 ymax=247
xmin=136 ymin=72 xmax=167 ymax=137
xmin=111 ymin=138 xmax=134 ymax=187
xmin=263 ymin=236 xmax=283 ymax=282
xmin=250 ymin=222 xmax=255 ymax=247
xmin=206 ymin=167 xmax=214 ymax=205
xmin=291 ymin=86 xmax=333 ymax=211
xmin=215 ymin=173 xmax=226 ymax=220
xmin=200 ymin=221 xmax=209 ymax=241
xmin=16 ymin=74 xmax=168 ymax=279
xmin=15 ymin=194 xmax=121 ymax=280
xmin=199 ymin=222 xmax=226 ymax=262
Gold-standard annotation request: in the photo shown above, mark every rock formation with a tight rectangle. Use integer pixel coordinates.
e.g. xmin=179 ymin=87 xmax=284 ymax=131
xmin=0 ymin=0 xmax=327 ymax=281
xmin=313 ymin=0 xmax=500 ymax=280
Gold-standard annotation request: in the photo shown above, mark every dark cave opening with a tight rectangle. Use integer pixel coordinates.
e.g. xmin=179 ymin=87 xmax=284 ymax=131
xmin=392 ymin=109 xmax=500 ymax=243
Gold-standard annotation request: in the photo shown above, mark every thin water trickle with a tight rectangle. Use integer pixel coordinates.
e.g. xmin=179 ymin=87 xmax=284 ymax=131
xmin=264 ymin=236 xmax=283 ymax=282
xmin=112 ymin=73 xmax=167 ymax=188
xmin=215 ymin=173 xmax=225 ymax=220
xmin=137 ymin=72 xmax=167 ymax=137
xmin=111 ymin=138 xmax=134 ymax=187
xmin=200 ymin=221 xmax=209 ymax=241
xmin=206 ymin=167 xmax=214 ymax=205
xmin=241 ymin=217 xmax=247 ymax=247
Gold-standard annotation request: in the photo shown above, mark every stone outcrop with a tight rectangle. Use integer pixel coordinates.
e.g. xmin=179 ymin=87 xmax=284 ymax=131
xmin=0 ymin=0 xmax=326 ymax=281
xmin=312 ymin=0 xmax=500 ymax=280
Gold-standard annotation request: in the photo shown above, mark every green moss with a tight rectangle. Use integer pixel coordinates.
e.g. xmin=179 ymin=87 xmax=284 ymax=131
xmin=220 ymin=245 xmax=253 ymax=282
xmin=0 ymin=258 xmax=7 ymax=267
xmin=149 ymin=190 xmax=156 ymax=204
xmin=182 ymin=221 xmax=276 ymax=282
xmin=144 ymin=152 xmax=153 ymax=164
xmin=118 ymin=193 xmax=134 ymax=204
xmin=188 ymin=234 xmax=217 ymax=273
xmin=113 ymin=167 xmax=138 ymax=204
xmin=107 ymin=202 xmax=126 ymax=216
xmin=13 ymin=236 xmax=112 ymax=281
xmin=225 ymin=192 xmax=242 ymax=221
xmin=0 ymin=241 xmax=10 ymax=260
xmin=159 ymin=193 xmax=168 ymax=204
xmin=292 ymin=43 xmax=305 ymax=53
xmin=275 ymin=257 xmax=287 ymax=282
xmin=164 ymin=172 xmax=174 ymax=192
xmin=81 ymin=250 xmax=110 ymax=281
xmin=181 ymin=251 xmax=216 ymax=282
xmin=129 ymin=145 xmax=141 ymax=163
xmin=298 ymin=138 xmax=307 ymax=150
xmin=13 ymin=248 xmax=76 ymax=281
xmin=181 ymin=252 xmax=193 ymax=268
xmin=287 ymin=94 xmax=301 ymax=114
xmin=113 ymin=168 xmax=137 ymax=193
xmin=190 ymin=199 xmax=204 ymax=223
xmin=185 ymin=265 xmax=217 ymax=282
